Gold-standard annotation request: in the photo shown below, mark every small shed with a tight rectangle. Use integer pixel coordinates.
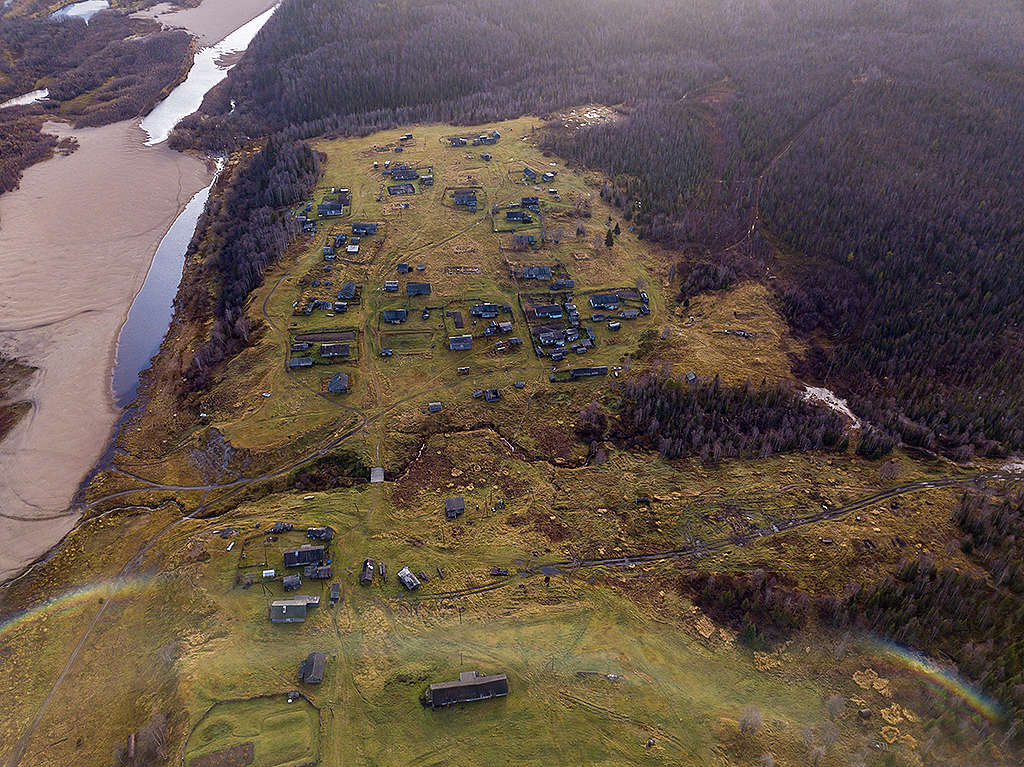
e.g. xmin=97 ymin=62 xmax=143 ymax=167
xmin=428 ymin=402 xmax=443 ymax=413
xmin=299 ymin=652 xmax=327 ymax=684
xmin=444 ymin=496 xmax=466 ymax=519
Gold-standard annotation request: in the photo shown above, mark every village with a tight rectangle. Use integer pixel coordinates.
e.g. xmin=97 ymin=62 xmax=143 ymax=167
xmin=117 ymin=120 xmax=929 ymax=767
xmin=280 ymin=129 xmax=655 ymax=413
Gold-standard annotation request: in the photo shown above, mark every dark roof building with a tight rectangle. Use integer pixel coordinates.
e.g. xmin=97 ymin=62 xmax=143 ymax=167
xmin=397 ymin=262 xmax=411 ymax=273
xmin=506 ymin=210 xmax=532 ymax=222
xmin=270 ymin=521 xmax=293 ymax=534
xmin=453 ymin=190 xmax=478 ymax=209
xmin=522 ymin=265 xmax=552 ymax=280
xmin=550 ymin=279 xmax=575 ymax=291
xmin=513 ymin=234 xmax=537 ymax=248
xmin=570 ymin=366 xmax=609 ymax=379
xmin=425 ymin=671 xmax=509 ymax=708
xmin=321 ymin=343 xmax=350 ymax=357
xmin=390 ymin=165 xmax=418 ymax=180
xmin=471 ymin=303 xmax=500 ymax=318
xmin=383 ymin=309 xmax=407 ymax=324
xmin=523 ymin=166 xmax=537 ymax=180
xmin=484 ymin=389 xmax=501 ymax=403
xmin=318 ymin=201 xmax=345 ymax=217
xmin=521 ymin=196 xmax=540 ymax=211
xmin=589 ymin=293 xmax=620 ymax=310
xmin=445 ymin=496 xmax=466 ymax=519
xmin=360 ymin=558 xmax=375 ymax=585
xmin=283 ymin=574 xmax=302 ymax=591
xmin=303 ymin=565 xmax=333 ymax=579
xmin=449 ymin=334 xmax=473 ymax=351
xmin=384 ymin=280 xmax=399 ymax=292
xmin=283 ymin=545 xmax=326 ymax=568
xmin=328 ymin=372 xmax=349 ymax=394
xmin=298 ymin=652 xmax=327 ymax=684
xmin=337 ymin=282 xmax=357 ymax=300
xmin=270 ymin=596 xmax=319 ymax=623
xmin=534 ymin=304 xmax=562 ymax=318
xmin=407 ymin=282 xmax=431 ymax=296
xmin=388 ymin=183 xmax=415 ymax=195
xmin=289 ymin=357 xmax=314 ymax=369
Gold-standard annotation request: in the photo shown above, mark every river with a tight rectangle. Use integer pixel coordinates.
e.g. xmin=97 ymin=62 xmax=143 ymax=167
xmin=139 ymin=4 xmax=278 ymax=145
xmin=111 ymin=160 xmax=223 ymax=406
xmin=50 ymin=0 xmax=109 ymax=22
xmin=0 ymin=0 xmax=282 ymax=583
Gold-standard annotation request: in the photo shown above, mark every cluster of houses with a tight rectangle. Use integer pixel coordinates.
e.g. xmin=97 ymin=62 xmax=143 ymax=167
xmin=521 ymin=166 xmax=557 ymax=183
xmin=288 ymin=339 xmax=352 ymax=370
xmin=588 ymin=290 xmax=651 ymax=327
xmin=452 ymin=189 xmax=478 ymax=212
xmin=268 ymin=524 xmax=343 ymax=624
xmin=505 ymin=197 xmax=541 ymax=225
xmin=382 ymin=164 xmax=433 ymax=195
xmin=448 ymin=130 xmax=500 ymax=147
xmin=317 ymin=187 xmax=351 ymax=217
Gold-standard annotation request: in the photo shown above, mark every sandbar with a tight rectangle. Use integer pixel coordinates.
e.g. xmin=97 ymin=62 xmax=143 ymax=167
xmin=137 ymin=0 xmax=281 ymax=44
xmin=0 ymin=121 xmax=211 ymax=581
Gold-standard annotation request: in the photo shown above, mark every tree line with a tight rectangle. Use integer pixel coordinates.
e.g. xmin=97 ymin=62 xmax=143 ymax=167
xmin=578 ymin=369 xmax=855 ymax=465
xmin=177 ymin=137 xmax=320 ymax=391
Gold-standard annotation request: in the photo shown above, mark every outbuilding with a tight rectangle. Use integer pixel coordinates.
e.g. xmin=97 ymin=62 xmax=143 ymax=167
xmin=425 ymin=671 xmax=508 ymax=708
xmin=444 ymin=496 xmax=466 ymax=519
xmin=298 ymin=652 xmax=327 ymax=684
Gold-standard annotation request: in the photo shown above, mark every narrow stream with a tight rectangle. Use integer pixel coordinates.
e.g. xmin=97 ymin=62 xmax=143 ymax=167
xmin=139 ymin=4 xmax=278 ymax=146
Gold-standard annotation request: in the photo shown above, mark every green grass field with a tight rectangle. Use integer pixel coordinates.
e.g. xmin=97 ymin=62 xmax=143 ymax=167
xmin=186 ymin=696 xmax=319 ymax=767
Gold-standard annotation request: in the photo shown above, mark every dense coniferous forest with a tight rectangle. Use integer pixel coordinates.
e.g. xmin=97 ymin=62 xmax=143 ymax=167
xmin=598 ymin=370 xmax=850 ymax=465
xmin=175 ymin=0 xmax=1024 ymax=457
xmin=178 ymin=138 xmax=320 ymax=391
xmin=820 ymin=483 xmax=1024 ymax=720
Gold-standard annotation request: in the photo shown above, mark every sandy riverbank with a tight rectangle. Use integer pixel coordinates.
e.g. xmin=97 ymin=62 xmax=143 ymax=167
xmin=137 ymin=0 xmax=281 ymax=43
xmin=0 ymin=121 xmax=211 ymax=581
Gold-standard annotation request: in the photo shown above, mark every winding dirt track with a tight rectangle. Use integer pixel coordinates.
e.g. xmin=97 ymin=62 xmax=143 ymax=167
xmin=417 ymin=472 xmax=1022 ymax=601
